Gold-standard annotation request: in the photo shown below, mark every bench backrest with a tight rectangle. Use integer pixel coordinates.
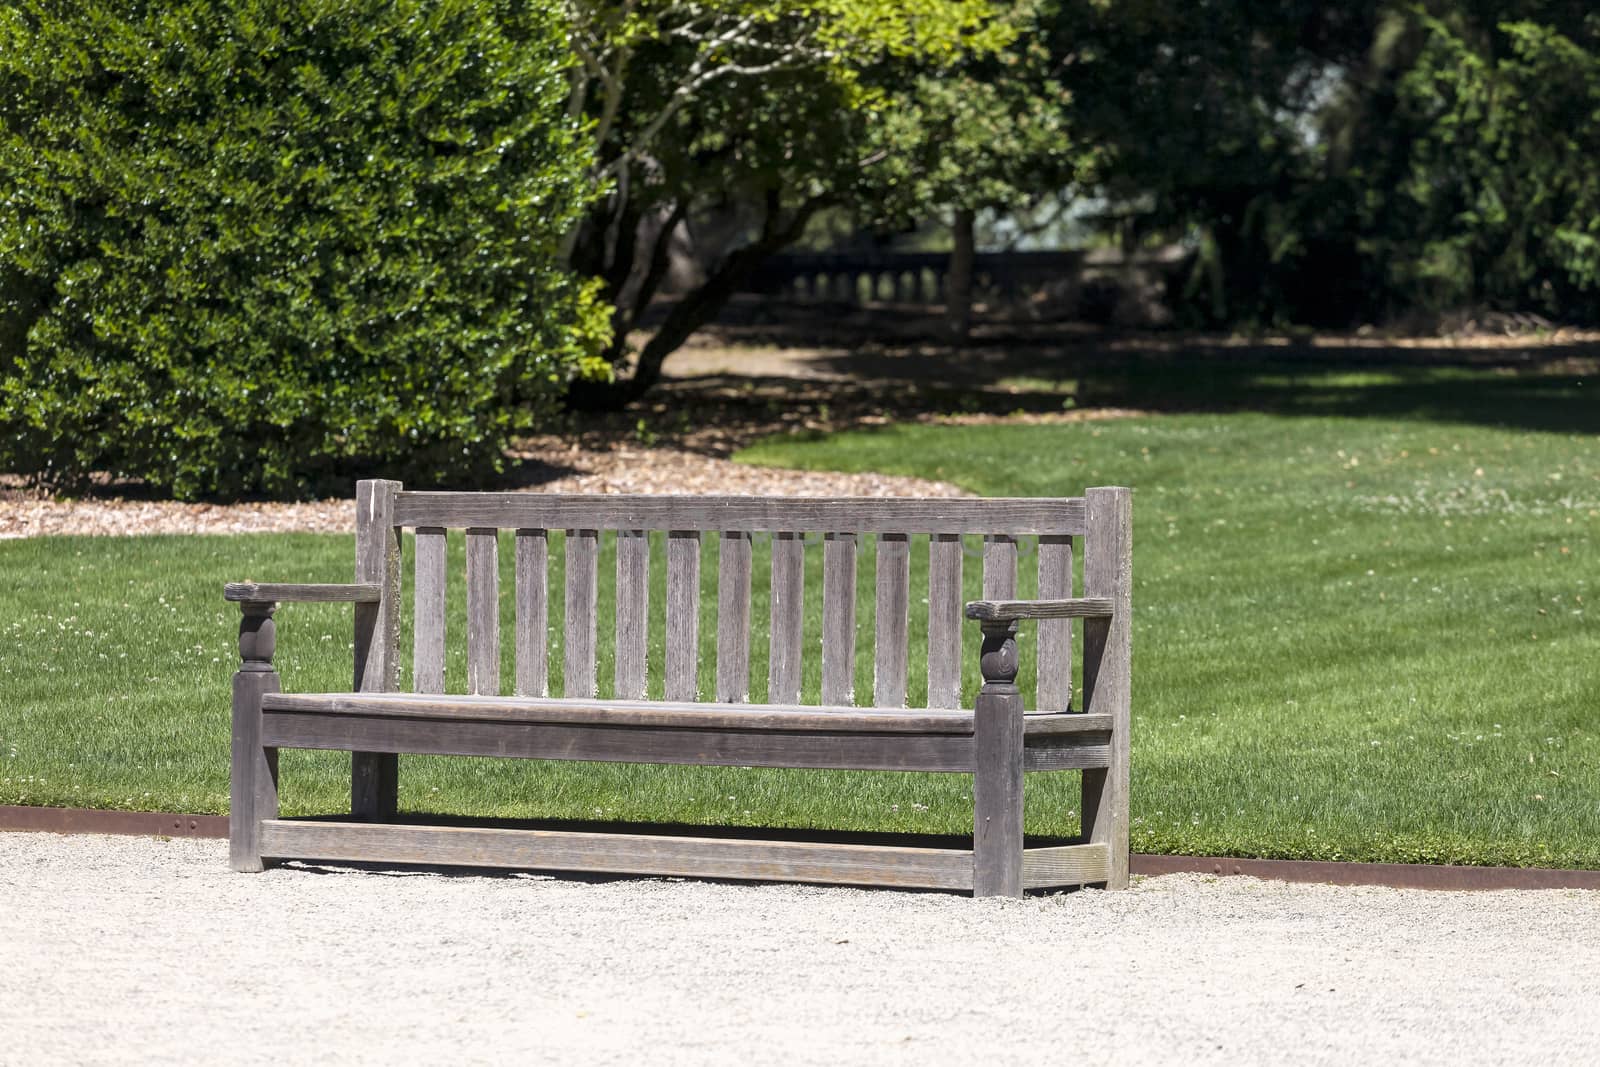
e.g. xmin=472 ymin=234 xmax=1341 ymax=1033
xmin=353 ymin=481 xmax=1129 ymax=711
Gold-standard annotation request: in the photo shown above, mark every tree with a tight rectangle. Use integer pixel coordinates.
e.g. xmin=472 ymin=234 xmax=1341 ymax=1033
xmin=846 ymin=9 xmax=1083 ymax=338
xmin=560 ymin=0 xmax=1017 ymax=407
xmin=0 ymin=0 xmax=607 ymax=499
xmin=1039 ymin=0 xmax=1385 ymax=327
xmin=1376 ymin=10 xmax=1600 ymax=318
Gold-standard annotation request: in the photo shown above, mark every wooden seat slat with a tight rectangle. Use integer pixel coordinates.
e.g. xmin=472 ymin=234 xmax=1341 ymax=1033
xmin=264 ymin=691 xmax=978 ymax=733
xmin=262 ymin=691 xmax=1114 ymax=737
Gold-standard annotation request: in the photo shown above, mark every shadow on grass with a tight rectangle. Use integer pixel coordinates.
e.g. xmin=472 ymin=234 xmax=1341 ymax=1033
xmin=676 ymin=324 xmax=1600 ymax=436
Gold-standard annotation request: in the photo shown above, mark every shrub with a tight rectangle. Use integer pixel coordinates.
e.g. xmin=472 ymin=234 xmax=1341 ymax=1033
xmin=0 ymin=0 xmax=607 ymax=499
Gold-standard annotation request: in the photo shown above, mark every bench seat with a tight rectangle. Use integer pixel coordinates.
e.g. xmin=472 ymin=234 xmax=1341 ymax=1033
xmin=260 ymin=693 xmax=1114 ymax=773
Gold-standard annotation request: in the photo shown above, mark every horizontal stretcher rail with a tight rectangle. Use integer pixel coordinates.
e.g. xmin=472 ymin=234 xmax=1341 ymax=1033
xmin=392 ymin=493 xmax=1086 ymax=535
xmin=260 ymin=820 xmax=977 ymax=890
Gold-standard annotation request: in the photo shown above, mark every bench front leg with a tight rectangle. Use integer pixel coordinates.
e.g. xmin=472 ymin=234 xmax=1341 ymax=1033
xmin=230 ymin=601 xmax=280 ymax=872
xmin=1082 ymin=486 xmax=1132 ymax=889
xmin=973 ymin=619 xmax=1024 ymax=898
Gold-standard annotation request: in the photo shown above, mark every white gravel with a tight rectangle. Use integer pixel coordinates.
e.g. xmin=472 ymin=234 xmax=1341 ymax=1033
xmin=3 ymin=832 xmax=1597 ymax=1066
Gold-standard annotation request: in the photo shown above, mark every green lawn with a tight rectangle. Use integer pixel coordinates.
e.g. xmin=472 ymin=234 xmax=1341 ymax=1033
xmin=3 ymin=363 xmax=1597 ymax=867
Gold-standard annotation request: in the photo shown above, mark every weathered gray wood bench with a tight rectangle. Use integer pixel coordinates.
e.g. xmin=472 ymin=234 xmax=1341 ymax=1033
xmin=226 ymin=481 xmax=1131 ymax=896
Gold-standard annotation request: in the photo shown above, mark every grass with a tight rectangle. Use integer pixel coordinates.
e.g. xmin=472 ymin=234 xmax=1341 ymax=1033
xmin=3 ymin=360 xmax=1597 ymax=868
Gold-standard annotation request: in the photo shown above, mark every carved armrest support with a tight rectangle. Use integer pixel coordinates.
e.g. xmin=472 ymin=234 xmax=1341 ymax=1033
xmin=224 ymin=583 xmax=381 ymax=673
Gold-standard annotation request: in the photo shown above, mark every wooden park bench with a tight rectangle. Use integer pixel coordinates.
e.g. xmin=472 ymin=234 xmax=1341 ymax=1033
xmin=226 ymin=481 xmax=1131 ymax=897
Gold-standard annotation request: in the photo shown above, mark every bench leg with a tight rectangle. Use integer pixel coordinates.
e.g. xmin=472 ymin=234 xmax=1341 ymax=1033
xmin=973 ymin=620 xmax=1024 ymax=898
xmin=351 ymin=753 xmax=398 ymax=820
xmin=1082 ymin=485 xmax=1132 ymax=889
xmin=230 ymin=669 xmax=280 ymax=872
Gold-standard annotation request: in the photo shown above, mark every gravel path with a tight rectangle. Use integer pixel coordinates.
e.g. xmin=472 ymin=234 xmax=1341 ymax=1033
xmin=3 ymin=833 xmax=1596 ymax=1065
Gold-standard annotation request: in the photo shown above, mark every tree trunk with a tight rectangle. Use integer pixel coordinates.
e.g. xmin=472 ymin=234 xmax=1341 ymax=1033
xmin=946 ymin=208 xmax=976 ymax=341
xmin=567 ymin=193 xmax=827 ymax=412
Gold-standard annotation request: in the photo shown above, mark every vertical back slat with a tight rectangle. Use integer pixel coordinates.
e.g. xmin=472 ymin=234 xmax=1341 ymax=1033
xmin=614 ymin=530 xmax=649 ymax=701
xmin=1037 ymin=534 xmax=1073 ymax=712
xmin=514 ymin=529 xmax=548 ymax=697
xmin=564 ymin=529 xmax=599 ymax=699
xmin=926 ymin=533 xmax=963 ymax=708
xmin=466 ymin=527 xmax=500 ymax=696
xmin=982 ymin=534 xmax=1017 ymax=601
xmin=822 ymin=532 xmax=858 ymax=706
xmin=412 ymin=527 xmax=447 ymax=694
xmin=873 ymin=532 xmax=910 ymax=708
xmin=716 ymin=531 xmax=752 ymax=703
xmin=769 ymin=532 xmax=805 ymax=705
xmin=666 ymin=530 xmax=701 ymax=701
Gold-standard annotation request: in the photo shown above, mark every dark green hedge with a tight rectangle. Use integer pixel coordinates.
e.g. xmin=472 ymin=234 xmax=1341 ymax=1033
xmin=0 ymin=0 xmax=607 ymax=499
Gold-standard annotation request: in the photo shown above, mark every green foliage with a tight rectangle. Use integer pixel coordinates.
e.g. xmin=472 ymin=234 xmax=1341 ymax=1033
xmin=1387 ymin=13 xmax=1600 ymax=314
xmin=852 ymin=3 xmax=1082 ymax=227
xmin=1046 ymin=2 xmax=1600 ymax=326
xmin=0 ymin=0 xmax=607 ymax=499
xmin=561 ymin=0 xmax=1017 ymax=401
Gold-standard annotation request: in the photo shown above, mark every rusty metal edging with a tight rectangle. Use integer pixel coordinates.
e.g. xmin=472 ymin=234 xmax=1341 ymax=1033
xmin=4 ymin=806 xmax=1598 ymax=890
xmin=0 ymin=805 xmax=227 ymax=839
xmin=1128 ymin=853 xmax=1600 ymax=891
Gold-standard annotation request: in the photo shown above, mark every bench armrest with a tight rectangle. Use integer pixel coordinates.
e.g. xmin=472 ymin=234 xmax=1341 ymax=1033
xmin=964 ymin=597 xmax=1114 ymax=623
xmin=224 ymin=582 xmax=382 ymax=604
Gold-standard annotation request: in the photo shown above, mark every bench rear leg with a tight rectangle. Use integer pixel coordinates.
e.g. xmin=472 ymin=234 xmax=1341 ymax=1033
xmin=352 ymin=753 xmax=398 ymax=820
xmin=351 ymin=479 xmax=402 ymax=821
xmin=973 ymin=620 xmax=1024 ymax=898
xmin=230 ymin=603 xmax=280 ymax=872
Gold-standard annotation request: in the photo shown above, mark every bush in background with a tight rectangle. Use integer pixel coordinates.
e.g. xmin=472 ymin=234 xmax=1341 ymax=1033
xmin=0 ymin=0 xmax=608 ymax=499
